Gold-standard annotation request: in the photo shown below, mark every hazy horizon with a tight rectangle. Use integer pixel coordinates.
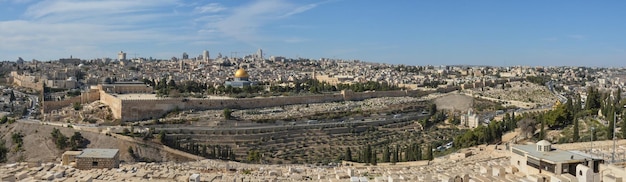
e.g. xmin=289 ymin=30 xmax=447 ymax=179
xmin=1 ymin=0 xmax=625 ymax=67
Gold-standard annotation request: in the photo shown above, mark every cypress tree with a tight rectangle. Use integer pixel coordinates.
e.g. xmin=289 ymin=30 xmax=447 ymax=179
xmin=607 ymin=106 xmax=615 ymax=140
xmin=539 ymin=119 xmax=546 ymax=140
xmin=622 ymin=114 xmax=626 ymax=139
xmin=345 ymin=147 xmax=352 ymax=162
xmin=371 ymin=150 xmax=377 ymax=166
xmin=392 ymin=145 xmax=399 ymax=164
xmin=573 ymin=117 xmax=580 ymax=142
xmin=427 ymin=144 xmax=434 ymax=160
xmin=383 ymin=145 xmax=390 ymax=162
xmin=366 ymin=145 xmax=372 ymax=164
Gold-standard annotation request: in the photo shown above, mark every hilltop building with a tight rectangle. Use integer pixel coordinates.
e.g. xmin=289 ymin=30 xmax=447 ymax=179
xmin=117 ymin=51 xmax=126 ymax=61
xmin=510 ymin=140 xmax=604 ymax=181
xmin=203 ymin=50 xmax=210 ymax=63
xmin=225 ymin=68 xmax=256 ymax=88
xmin=461 ymin=109 xmax=480 ymax=128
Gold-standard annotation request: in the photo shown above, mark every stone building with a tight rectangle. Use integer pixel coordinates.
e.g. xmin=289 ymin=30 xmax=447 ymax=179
xmin=510 ymin=140 xmax=604 ymax=181
xmin=61 ymin=151 xmax=82 ymax=166
xmin=74 ymin=149 xmax=120 ymax=170
xmin=461 ymin=109 xmax=480 ymax=128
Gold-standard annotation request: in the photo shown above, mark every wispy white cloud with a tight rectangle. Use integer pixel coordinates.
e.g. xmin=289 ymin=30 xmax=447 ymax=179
xmin=280 ymin=3 xmax=318 ymax=18
xmin=194 ymin=3 xmax=226 ymax=14
xmin=24 ymin=0 xmax=177 ymax=20
xmin=0 ymin=0 xmax=324 ymax=60
xmin=0 ymin=0 xmax=220 ymax=60
xmin=211 ymin=0 xmax=321 ymax=46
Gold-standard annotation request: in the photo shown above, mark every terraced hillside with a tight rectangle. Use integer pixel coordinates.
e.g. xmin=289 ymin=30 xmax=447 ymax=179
xmin=155 ymin=113 xmax=460 ymax=164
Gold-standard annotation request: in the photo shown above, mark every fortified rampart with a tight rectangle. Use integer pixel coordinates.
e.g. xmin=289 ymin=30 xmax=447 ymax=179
xmin=99 ymin=90 xmax=122 ymax=120
xmin=43 ymin=89 xmax=100 ymax=111
xmin=10 ymin=71 xmax=44 ymax=91
xmin=42 ymin=77 xmax=520 ymax=122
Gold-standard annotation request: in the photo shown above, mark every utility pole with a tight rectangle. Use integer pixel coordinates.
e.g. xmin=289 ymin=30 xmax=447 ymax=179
xmin=591 ymin=127 xmax=595 ymax=154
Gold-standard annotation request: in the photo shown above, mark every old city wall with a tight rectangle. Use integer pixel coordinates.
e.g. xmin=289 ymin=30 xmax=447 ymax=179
xmin=99 ymin=91 xmax=122 ymax=120
xmin=43 ymin=89 xmax=101 ymax=112
xmin=118 ymin=90 xmax=437 ymax=121
xmin=11 ymin=71 xmax=43 ymax=91
xmin=120 ymin=94 xmax=346 ymax=121
xmin=11 ymin=75 xmax=44 ymax=91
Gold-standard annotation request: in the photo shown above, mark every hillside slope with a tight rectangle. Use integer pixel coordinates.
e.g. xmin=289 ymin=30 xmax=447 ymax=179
xmin=0 ymin=122 xmax=192 ymax=163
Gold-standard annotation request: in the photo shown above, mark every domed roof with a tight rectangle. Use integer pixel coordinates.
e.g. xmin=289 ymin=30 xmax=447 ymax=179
xmin=234 ymin=68 xmax=249 ymax=78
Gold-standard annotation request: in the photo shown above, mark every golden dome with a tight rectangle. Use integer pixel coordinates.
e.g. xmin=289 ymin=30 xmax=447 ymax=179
xmin=234 ymin=68 xmax=249 ymax=78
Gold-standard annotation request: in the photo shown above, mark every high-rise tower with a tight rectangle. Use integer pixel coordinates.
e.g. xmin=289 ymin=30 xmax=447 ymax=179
xmin=256 ymin=49 xmax=263 ymax=59
xmin=117 ymin=51 xmax=126 ymax=61
xmin=203 ymin=50 xmax=210 ymax=63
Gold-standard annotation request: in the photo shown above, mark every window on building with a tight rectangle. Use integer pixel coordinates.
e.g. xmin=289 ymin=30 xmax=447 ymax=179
xmin=92 ymin=162 xmax=98 ymax=166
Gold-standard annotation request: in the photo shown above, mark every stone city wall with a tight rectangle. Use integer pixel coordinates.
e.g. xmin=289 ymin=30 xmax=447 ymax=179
xmin=120 ymin=94 xmax=347 ymax=121
xmin=43 ymin=89 xmax=100 ymax=112
xmin=119 ymin=90 xmax=431 ymax=122
xmin=10 ymin=71 xmax=44 ymax=91
xmin=42 ymin=78 xmax=517 ymax=122
xmin=99 ymin=91 xmax=122 ymax=120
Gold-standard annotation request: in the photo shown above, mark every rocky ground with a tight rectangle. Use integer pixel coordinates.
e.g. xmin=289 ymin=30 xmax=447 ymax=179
xmin=466 ymin=81 xmax=557 ymax=106
xmin=4 ymin=138 xmax=624 ymax=182
xmin=0 ymin=122 xmax=192 ymax=164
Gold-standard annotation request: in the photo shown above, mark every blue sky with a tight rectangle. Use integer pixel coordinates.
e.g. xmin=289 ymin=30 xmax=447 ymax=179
xmin=0 ymin=0 xmax=625 ymax=67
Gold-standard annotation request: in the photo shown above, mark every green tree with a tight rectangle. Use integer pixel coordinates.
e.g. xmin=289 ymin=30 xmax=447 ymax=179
xmin=585 ymin=86 xmax=600 ymax=110
xmin=382 ymin=145 xmax=390 ymax=162
xmin=345 ymin=147 xmax=352 ymax=162
xmin=607 ymin=106 xmax=615 ymax=140
xmin=539 ymin=119 xmax=545 ymax=140
xmin=73 ymin=102 xmax=82 ymax=111
xmin=573 ymin=117 xmax=580 ymax=142
xmin=55 ymin=135 xmax=68 ymax=149
xmin=246 ymin=150 xmax=261 ymax=163
xmin=0 ymin=140 xmax=8 ymax=162
xmin=51 ymin=128 xmax=68 ymax=149
xmin=391 ymin=146 xmax=398 ymax=164
xmin=0 ymin=115 xmax=7 ymax=124
xmin=9 ymin=90 xmax=16 ymax=102
xmin=158 ymin=130 xmax=167 ymax=143
xmin=371 ymin=149 xmax=377 ymax=166
xmin=427 ymin=144 xmax=434 ymax=160
xmin=69 ymin=132 xmax=86 ymax=150
xmin=11 ymin=132 xmax=24 ymax=152
xmin=622 ymin=113 xmax=626 ymax=139
xmin=429 ymin=104 xmax=437 ymax=116
xmin=223 ymin=108 xmax=232 ymax=120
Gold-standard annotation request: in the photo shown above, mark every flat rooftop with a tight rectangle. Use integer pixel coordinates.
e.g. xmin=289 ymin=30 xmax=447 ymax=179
xmin=514 ymin=144 xmax=603 ymax=163
xmin=77 ymin=149 xmax=119 ymax=159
